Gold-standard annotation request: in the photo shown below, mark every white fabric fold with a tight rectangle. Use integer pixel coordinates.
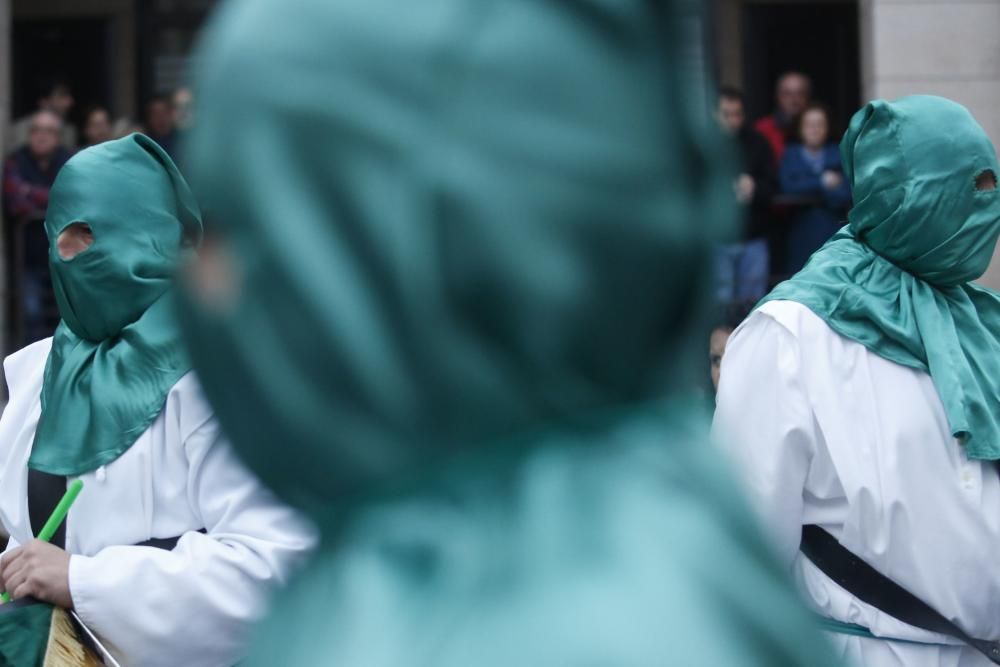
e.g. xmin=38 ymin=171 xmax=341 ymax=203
xmin=713 ymin=300 xmax=1000 ymax=667
xmin=0 ymin=338 xmax=317 ymax=667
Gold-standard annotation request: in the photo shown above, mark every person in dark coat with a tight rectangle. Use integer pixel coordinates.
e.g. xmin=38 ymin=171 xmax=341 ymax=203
xmin=715 ymin=87 xmax=776 ymax=302
xmin=755 ymin=72 xmax=811 ymax=165
xmin=2 ymin=109 xmax=72 ymax=343
xmin=779 ymin=103 xmax=851 ymax=274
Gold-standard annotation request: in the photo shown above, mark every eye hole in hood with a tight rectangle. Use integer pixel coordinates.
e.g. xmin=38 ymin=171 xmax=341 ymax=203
xmin=976 ymin=169 xmax=997 ymax=192
xmin=57 ymin=222 xmax=95 ymax=261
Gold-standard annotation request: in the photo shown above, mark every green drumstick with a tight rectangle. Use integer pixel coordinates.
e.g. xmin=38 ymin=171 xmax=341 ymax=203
xmin=1 ymin=478 xmax=83 ymax=603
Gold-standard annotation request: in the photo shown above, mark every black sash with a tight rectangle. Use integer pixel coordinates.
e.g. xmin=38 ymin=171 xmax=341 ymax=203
xmin=26 ymin=468 xmax=200 ymax=552
xmin=27 ymin=469 xmax=66 ymax=548
xmin=801 ymin=525 xmax=1000 ymax=664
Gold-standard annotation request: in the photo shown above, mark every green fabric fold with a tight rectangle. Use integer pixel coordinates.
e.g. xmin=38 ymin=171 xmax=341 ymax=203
xmin=0 ymin=601 xmax=52 ymax=667
xmin=29 ymin=133 xmax=202 ymax=476
xmin=762 ymin=96 xmax=1000 ymax=460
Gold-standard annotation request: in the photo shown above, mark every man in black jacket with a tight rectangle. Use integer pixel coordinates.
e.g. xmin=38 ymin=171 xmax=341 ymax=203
xmin=715 ymin=87 xmax=775 ymax=303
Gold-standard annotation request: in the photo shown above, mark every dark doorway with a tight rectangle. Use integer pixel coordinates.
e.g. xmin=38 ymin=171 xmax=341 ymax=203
xmin=11 ymin=18 xmax=112 ymax=133
xmin=8 ymin=19 xmax=111 ymax=354
xmin=742 ymin=2 xmax=860 ymax=136
xmin=135 ymin=0 xmax=217 ymax=110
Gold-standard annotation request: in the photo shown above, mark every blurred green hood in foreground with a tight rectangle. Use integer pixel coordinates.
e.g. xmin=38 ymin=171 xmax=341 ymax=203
xmin=180 ymin=0 xmax=840 ymax=664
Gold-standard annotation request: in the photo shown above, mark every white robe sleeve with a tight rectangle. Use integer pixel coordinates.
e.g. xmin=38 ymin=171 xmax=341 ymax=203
xmin=67 ymin=416 xmax=316 ymax=667
xmin=711 ymin=311 xmax=818 ymax=567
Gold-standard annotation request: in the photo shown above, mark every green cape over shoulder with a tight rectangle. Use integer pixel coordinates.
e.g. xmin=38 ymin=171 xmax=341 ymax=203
xmin=764 ymin=96 xmax=1000 ymax=460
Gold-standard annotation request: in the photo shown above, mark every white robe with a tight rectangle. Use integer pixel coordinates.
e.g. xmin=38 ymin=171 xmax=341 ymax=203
xmin=713 ymin=300 xmax=1000 ymax=667
xmin=0 ymin=338 xmax=316 ymax=667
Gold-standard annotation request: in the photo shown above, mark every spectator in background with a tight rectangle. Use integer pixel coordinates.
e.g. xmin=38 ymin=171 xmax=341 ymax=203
xmin=709 ymin=301 xmax=752 ymax=395
xmin=144 ymin=96 xmax=178 ymax=159
xmin=709 ymin=324 xmax=730 ymax=394
xmin=8 ymin=80 xmax=77 ymax=150
xmin=715 ymin=87 xmax=775 ymax=303
xmin=755 ymin=72 xmax=811 ymax=164
xmin=779 ymin=103 xmax=851 ymax=274
xmin=3 ymin=109 xmax=72 ymax=343
xmin=3 ymin=110 xmax=71 ymax=220
xmin=173 ymin=87 xmax=195 ymax=132
xmin=171 ymin=87 xmax=195 ymax=167
xmin=81 ymin=106 xmax=114 ymax=147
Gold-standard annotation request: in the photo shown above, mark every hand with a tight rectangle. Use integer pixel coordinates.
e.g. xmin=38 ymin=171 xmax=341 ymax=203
xmin=734 ymin=174 xmax=756 ymax=204
xmin=0 ymin=540 xmax=73 ymax=608
xmin=821 ymin=170 xmax=843 ymax=190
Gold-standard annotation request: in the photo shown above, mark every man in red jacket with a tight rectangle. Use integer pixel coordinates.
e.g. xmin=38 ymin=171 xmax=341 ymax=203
xmin=754 ymin=71 xmax=811 ymax=164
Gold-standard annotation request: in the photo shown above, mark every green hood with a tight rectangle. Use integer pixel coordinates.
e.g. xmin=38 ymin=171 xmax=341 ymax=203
xmin=179 ymin=1 xmax=842 ymax=665
xmin=180 ymin=0 xmax=730 ymax=517
xmin=764 ymin=95 xmax=1000 ymax=459
xmin=844 ymin=96 xmax=1000 ymax=285
xmin=29 ymin=134 xmax=202 ymax=475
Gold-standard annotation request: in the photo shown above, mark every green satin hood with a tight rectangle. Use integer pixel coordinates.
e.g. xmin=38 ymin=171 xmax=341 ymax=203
xmin=177 ymin=1 xmax=842 ymax=664
xmin=843 ymin=96 xmax=1000 ymax=285
xmin=764 ymin=95 xmax=1000 ymax=460
xmin=180 ymin=0 xmax=731 ymax=517
xmin=29 ymin=133 xmax=202 ymax=475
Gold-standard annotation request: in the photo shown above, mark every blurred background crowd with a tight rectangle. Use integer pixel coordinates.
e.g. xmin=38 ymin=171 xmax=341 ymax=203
xmin=0 ymin=0 xmax=998 ymax=398
xmin=714 ymin=73 xmax=850 ymax=308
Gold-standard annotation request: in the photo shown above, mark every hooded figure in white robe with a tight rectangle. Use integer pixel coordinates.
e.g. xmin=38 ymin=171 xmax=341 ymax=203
xmin=0 ymin=134 xmax=315 ymax=667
